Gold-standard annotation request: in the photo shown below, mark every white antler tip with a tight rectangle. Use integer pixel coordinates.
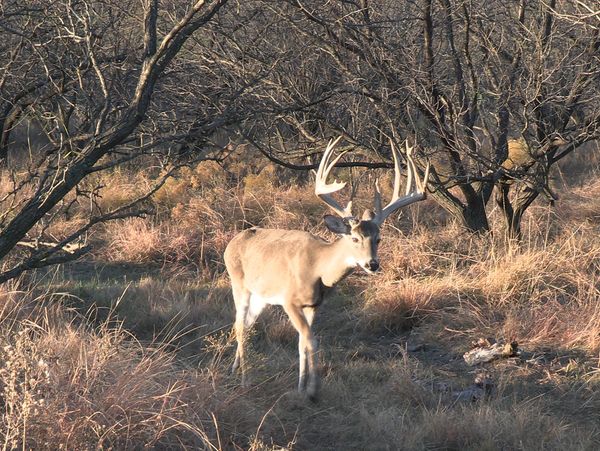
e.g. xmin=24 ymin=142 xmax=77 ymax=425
xmin=315 ymin=137 xmax=354 ymax=218
xmin=327 ymin=136 xmax=343 ymax=149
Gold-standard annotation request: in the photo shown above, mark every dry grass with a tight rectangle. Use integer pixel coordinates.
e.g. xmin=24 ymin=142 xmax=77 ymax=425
xmin=101 ymin=191 xmax=238 ymax=271
xmin=0 ymin=286 xmax=222 ymax=449
xmin=2 ymin=155 xmax=600 ymax=449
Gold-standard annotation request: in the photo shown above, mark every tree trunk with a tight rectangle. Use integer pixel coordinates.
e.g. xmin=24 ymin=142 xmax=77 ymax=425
xmin=496 ymin=181 xmax=540 ymax=241
xmin=495 ymin=182 xmax=519 ymax=240
xmin=460 ymin=199 xmax=490 ymax=233
xmin=429 ymin=186 xmax=490 ymax=233
xmin=0 ymin=104 xmax=21 ymax=163
xmin=509 ymin=186 xmax=540 ymax=240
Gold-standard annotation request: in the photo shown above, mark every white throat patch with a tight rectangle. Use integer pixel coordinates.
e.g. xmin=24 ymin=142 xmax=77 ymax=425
xmin=344 ymin=256 xmax=359 ymax=268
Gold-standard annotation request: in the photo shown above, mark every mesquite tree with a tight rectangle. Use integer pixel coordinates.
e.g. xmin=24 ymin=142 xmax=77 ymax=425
xmin=0 ymin=0 xmax=230 ymax=283
xmin=1 ymin=0 xmax=598 ymax=286
xmin=205 ymin=0 xmax=600 ymax=237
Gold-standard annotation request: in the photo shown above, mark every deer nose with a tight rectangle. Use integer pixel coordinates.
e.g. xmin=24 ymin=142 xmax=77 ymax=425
xmin=366 ymin=259 xmax=380 ymax=272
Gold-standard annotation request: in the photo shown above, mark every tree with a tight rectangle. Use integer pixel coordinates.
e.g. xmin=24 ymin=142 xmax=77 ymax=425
xmin=490 ymin=0 xmax=600 ymax=238
xmin=0 ymin=0 xmax=229 ymax=283
xmin=209 ymin=0 xmax=600 ymax=238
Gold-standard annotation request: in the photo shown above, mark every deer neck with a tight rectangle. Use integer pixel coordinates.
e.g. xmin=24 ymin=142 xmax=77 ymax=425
xmin=315 ymin=238 xmax=357 ymax=287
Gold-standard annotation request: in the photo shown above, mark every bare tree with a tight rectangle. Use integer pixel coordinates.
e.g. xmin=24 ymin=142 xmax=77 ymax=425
xmin=0 ymin=0 xmax=229 ymax=283
xmin=492 ymin=0 xmax=600 ymax=238
xmin=544 ymin=1 xmax=600 ymax=29
xmin=209 ymin=0 xmax=599 ymax=238
xmin=2 ymin=0 xmax=596 ymax=280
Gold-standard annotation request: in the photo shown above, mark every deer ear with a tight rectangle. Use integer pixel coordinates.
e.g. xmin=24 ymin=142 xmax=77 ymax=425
xmin=323 ymin=215 xmax=351 ymax=235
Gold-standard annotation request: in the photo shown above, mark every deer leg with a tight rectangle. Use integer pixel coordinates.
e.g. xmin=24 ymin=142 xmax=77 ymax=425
xmin=231 ymin=286 xmax=251 ymax=383
xmin=298 ymin=307 xmax=316 ymax=392
xmin=232 ymin=291 xmax=266 ymax=387
xmin=284 ymin=304 xmax=319 ymax=400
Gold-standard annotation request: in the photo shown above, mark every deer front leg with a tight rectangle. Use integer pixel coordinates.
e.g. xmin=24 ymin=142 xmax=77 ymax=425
xmin=285 ymin=304 xmax=319 ymax=400
xmin=298 ymin=307 xmax=316 ymax=392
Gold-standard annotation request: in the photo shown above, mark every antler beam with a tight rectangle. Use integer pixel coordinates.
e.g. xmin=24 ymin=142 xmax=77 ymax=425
xmin=314 ymin=136 xmax=354 ymax=218
xmin=373 ymin=141 xmax=430 ymax=225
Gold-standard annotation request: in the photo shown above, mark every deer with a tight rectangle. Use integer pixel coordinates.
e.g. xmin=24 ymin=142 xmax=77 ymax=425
xmin=224 ymin=137 xmax=430 ymax=399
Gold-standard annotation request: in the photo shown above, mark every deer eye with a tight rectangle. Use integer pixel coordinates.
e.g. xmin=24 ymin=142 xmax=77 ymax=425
xmin=352 ymin=237 xmax=359 ymax=243
xmin=376 ymin=238 xmax=381 ymax=244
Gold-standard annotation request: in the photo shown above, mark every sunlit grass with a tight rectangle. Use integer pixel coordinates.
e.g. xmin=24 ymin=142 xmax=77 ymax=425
xmin=2 ymin=160 xmax=600 ymax=449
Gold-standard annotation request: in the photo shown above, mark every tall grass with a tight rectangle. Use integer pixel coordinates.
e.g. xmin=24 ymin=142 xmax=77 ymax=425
xmin=0 ymin=283 xmax=229 ymax=449
xmin=2 ymin=154 xmax=600 ymax=449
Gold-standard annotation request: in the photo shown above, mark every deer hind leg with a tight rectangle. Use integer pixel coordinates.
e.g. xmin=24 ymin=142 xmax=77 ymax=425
xmin=284 ymin=304 xmax=319 ymax=400
xmin=231 ymin=284 xmax=250 ymax=383
xmin=232 ymin=288 xmax=265 ymax=387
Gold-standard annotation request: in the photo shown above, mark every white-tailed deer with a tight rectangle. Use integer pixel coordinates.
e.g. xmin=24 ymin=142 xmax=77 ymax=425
xmin=224 ymin=137 xmax=430 ymax=399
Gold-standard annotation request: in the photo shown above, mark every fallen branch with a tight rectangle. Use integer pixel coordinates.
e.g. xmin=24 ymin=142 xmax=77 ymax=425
xmin=17 ymin=240 xmax=87 ymax=254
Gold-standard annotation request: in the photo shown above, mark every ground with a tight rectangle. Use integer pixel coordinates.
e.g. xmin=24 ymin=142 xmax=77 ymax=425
xmin=1 ymin=153 xmax=600 ymax=449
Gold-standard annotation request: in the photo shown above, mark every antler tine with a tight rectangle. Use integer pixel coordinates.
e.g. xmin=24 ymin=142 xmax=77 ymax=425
xmin=373 ymin=178 xmax=383 ymax=217
xmin=391 ymin=141 xmax=404 ymax=200
xmin=423 ymin=161 xmax=431 ymax=190
xmin=373 ymin=139 xmax=430 ymax=225
xmin=316 ymin=136 xmax=346 ymax=193
xmin=405 ymin=141 xmax=432 ymax=193
xmin=404 ymin=141 xmax=415 ymax=196
xmin=315 ymin=136 xmax=354 ymax=218
xmin=374 ymin=141 xmax=402 ymax=219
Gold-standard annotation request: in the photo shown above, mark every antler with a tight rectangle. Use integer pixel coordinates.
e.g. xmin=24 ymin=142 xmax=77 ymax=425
xmin=373 ymin=141 xmax=430 ymax=225
xmin=315 ymin=136 xmax=354 ymax=218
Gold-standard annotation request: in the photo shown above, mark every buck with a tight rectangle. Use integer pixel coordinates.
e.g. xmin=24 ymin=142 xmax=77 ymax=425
xmin=224 ymin=137 xmax=430 ymax=399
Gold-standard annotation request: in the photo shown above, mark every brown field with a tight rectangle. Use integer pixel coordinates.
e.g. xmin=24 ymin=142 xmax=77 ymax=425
xmin=2 ymin=152 xmax=600 ymax=450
